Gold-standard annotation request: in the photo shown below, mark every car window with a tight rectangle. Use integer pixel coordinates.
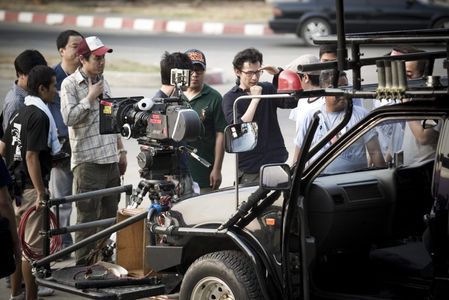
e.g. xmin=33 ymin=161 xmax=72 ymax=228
xmin=318 ymin=116 xmax=441 ymax=176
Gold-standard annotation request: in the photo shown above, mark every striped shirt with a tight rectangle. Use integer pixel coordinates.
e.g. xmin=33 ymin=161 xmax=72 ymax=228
xmin=60 ymin=68 xmax=119 ymax=170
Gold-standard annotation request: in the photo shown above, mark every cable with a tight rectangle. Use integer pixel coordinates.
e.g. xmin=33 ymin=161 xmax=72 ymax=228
xmin=18 ymin=206 xmax=62 ymax=260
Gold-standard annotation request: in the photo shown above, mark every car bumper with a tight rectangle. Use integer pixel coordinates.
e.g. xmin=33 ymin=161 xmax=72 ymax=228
xmin=268 ymin=19 xmax=298 ymax=34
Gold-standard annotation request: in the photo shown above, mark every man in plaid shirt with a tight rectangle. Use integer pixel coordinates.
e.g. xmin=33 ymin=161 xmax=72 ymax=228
xmin=60 ymin=36 xmax=127 ymax=266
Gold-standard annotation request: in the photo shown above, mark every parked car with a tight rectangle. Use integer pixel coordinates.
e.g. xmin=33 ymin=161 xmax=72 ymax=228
xmin=269 ymin=0 xmax=449 ymax=45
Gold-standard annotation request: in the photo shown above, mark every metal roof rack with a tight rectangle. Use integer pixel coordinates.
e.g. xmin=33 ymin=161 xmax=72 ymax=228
xmin=293 ymin=0 xmax=448 ymax=98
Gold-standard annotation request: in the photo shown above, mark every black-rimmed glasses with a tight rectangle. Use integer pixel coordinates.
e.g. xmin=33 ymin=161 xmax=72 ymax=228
xmin=240 ymin=70 xmax=263 ymax=77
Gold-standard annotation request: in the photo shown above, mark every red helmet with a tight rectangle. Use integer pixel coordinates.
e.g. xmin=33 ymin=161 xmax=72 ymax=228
xmin=277 ymin=70 xmax=303 ymax=93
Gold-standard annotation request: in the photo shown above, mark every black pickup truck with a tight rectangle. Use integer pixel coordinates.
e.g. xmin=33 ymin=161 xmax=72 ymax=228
xmin=34 ymin=1 xmax=449 ymax=300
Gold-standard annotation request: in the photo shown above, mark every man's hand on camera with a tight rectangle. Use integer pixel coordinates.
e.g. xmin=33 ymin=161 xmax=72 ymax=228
xmin=87 ymin=77 xmax=104 ymax=102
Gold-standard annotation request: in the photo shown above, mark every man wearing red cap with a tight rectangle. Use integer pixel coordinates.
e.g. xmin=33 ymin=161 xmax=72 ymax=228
xmin=60 ymin=36 xmax=127 ymax=265
xmin=183 ymin=49 xmax=227 ymax=192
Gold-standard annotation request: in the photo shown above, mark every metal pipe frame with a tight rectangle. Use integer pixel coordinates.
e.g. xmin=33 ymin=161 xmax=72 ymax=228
xmin=48 ymin=184 xmax=133 ymax=207
xmin=49 ymin=217 xmax=116 ymax=236
xmin=298 ymin=51 xmax=447 ymax=74
xmin=35 ymin=209 xmax=147 ymax=269
xmin=314 ymin=28 xmax=449 ymax=45
xmin=41 ymin=184 xmax=133 ymax=260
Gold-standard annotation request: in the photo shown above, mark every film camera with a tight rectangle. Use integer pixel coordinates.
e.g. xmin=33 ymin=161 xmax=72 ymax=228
xmin=99 ymin=69 xmax=202 ymax=187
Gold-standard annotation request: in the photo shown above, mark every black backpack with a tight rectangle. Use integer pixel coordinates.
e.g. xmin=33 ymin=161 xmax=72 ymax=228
xmin=4 ymin=112 xmax=26 ymax=206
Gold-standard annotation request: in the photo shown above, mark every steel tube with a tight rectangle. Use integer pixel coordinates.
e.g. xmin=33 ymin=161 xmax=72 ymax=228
xmin=376 ymin=60 xmax=386 ymax=90
xmin=397 ymin=60 xmax=407 ymax=91
xmin=299 ymin=51 xmax=446 ymax=73
xmin=49 ymin=217 xmax=116 ymax=235
xmin=391 ymin=60 xmax=399 ymax=89
xmin=48 ymin=184 xmax=133 ymax=207
xmin=384 ymin=60 xmax=392 ymax=90
xmin=34 ymin=210 xmax=147 ymax=267
xmin=335 ymin=0 xmax=347 ymax=72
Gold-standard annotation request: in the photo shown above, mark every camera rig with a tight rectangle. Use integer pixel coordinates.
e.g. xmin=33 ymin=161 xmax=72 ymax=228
xmin=98 ymin=69 xmax=206 ymax=203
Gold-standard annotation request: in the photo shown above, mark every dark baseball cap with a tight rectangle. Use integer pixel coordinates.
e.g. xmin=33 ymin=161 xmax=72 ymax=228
xmin=77 ymin=36 xmax=113 ymax=56
xmin=185 ymin=49 xmax=206 ymax=69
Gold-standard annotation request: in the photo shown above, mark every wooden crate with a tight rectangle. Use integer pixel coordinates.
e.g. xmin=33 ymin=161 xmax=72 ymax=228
xmin=116 ymin=208 xmax=151 ymax=276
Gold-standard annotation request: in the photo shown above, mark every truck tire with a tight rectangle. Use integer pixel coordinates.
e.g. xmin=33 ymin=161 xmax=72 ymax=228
xmin=179 ymin=250 xmax=262 ymax=300
xmin=299 ymin=18 xmax=331 ymax=46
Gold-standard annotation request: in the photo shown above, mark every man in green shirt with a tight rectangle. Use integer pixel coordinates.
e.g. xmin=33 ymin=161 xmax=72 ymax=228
xmin=183 ymin=49 xmax=227 ymax=193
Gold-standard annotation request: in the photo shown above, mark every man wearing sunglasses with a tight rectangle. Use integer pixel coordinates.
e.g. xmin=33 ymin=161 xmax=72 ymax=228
xmin=222 ymin=47 xmax=297 ymax=184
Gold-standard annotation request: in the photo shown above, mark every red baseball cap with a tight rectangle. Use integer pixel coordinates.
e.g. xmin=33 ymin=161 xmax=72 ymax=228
xmin=77 ymin=36 xmax=113 ymax=56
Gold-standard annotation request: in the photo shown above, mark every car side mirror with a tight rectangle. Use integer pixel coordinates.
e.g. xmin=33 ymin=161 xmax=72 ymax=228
xmin=224 ymin=122 xmax=258 ymax=153
xmin=260 ymin=164 xmax=291 ymax=190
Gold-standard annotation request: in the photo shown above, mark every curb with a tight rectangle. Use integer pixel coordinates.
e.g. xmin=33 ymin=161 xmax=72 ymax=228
xmin=0 ymin=9 xmax=233 ymax=87
xmin=0 ymin=9 xmax=273 ymax=37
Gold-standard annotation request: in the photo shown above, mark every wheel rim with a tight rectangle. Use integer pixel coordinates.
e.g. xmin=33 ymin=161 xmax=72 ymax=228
xmin=190 ymin=276 xmax=235 ymax=300
xmin=304 ymin=20 xmax=329 ymax=44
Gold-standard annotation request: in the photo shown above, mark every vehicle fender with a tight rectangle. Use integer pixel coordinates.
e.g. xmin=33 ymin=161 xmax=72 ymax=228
xmin=227 ymin=230 xmax=279 ymax=299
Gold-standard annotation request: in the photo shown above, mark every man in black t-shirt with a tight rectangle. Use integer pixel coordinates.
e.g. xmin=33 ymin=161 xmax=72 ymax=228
xmin=0 ymin=65 xmax=59 ymax=300
xmin=222 ymin=48 xmax=297 ymax=184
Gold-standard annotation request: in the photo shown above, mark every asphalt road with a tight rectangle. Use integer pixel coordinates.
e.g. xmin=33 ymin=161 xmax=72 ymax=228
xmin=0 ymin=22 xmax=446 ymax=299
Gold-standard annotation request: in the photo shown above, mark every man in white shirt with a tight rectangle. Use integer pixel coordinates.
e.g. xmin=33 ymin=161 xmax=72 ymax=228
xmin=293 ymin=70 xmax=386 ymax=173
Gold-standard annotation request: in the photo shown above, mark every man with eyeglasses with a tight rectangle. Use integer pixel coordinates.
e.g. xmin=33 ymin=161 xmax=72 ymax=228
xmin=222 ymin=47 xmax=297 ymax=184
xmin=183 ymin=49 xmax=227 ymax=193
xmin=293 ymin=70 xmax=385 ymax=172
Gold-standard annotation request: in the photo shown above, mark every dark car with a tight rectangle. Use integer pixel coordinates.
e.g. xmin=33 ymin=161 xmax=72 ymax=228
xmin=269 ymin=0 xmax=449 ymax=45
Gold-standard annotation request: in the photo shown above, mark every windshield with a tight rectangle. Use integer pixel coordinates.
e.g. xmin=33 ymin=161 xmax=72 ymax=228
xmin=314 ymin=112 xmax=441 ymax=176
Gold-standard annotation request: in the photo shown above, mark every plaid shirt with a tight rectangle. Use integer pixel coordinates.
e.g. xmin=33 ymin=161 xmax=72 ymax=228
xmin=60 ymin=68 xmax=119 ymax=170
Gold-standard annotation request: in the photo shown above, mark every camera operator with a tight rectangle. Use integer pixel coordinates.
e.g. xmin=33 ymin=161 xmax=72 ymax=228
xmin=183 ymin=49 xmax=226 ymax=192
xmin=152 ymin=51 xmax=197 ymax=198
xmin=60 ymin=36 xmax=127 ymax=266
